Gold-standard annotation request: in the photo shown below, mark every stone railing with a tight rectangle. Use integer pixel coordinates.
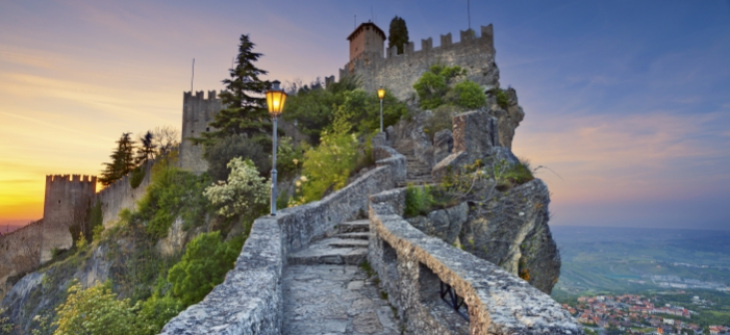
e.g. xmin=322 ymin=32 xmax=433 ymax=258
xmin=160 ymin=143 xmax=405 ymax=334
xmin=368 ymin=188 xmax=582 ymax=335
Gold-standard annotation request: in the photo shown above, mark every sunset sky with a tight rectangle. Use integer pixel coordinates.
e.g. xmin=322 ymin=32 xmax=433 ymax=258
xmin=1 ymin=0 xmax=729 ymax=231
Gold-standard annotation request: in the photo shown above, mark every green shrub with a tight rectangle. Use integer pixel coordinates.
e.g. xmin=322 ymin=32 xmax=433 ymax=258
xmin=413 ymin=64 xmax=465 ymax=109
xmin=130 ymin=166 xmax=146 ymax=189
xmin=494 ymin=87 xmax=509 ymax=109
xmin=167 ymin=231 xmax=243 ymax=307
xmin=404 ymin=185 xmax=434 ymax=217
xmin=451 ymin=80 xmax=486 ymax=109
xmin=299 ymin=130 xmax=358 ymax=202
xmin=135 ymin=166 xmax=210 ymax=238
xmin=491 ymin=159 xmax=534 ymax=191
xmin=135 ymin=294 xmax=183 ymax=335
xmin=54 ymin=280 xmax=139 ymax=335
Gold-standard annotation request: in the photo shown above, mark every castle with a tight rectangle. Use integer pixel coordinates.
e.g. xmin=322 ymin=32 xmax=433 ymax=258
xmin=2 ymin=20 xmax=503 ymax=298
xmin=341 ymin=22 xmax=500 ymax=101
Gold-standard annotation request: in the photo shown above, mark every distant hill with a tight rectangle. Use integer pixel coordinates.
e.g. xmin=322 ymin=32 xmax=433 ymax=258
xmin=550 ymin=225 xmax=730 ymax=298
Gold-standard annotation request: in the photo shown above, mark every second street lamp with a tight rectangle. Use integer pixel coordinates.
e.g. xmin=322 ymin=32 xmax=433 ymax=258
xmin=377 ymin=87 xmax=385 ymax=132
xmin=266 ymin=80 xmax=287 ymax=216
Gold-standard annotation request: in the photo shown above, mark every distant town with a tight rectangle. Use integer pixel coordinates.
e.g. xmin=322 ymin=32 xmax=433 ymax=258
xmin=564 ymin=294 xmax=729 ymax=335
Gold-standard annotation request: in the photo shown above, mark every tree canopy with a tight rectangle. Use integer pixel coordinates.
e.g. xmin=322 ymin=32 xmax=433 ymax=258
xmin=99 ymin=132 xmax=136 ymax=186
xmin=205 ymin=34 xmax=270 ymax=143
xmin=388 ymin=16 xmax=409 ymax=54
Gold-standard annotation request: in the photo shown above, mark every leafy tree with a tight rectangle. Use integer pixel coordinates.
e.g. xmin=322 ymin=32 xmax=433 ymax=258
xmin=388 ymin=16 xmax=409 ymax=54
xmin=151 ymin=126 xmax=180 ymax=157
xmin=53 ymin=280 xmax=139 ymax=335
xmin=203 ymin=134 xmax=270 ymax=182
xmin=298 ymin=108 xmax=360 ymax=203
xmin=135 ymin=131 xmax=156 ymax=165
xmin=99 ymin=132 xmax=136 ymax=186
xmin=282 ymin=76 xmax=360 ymax=144
xmin=205 ymin=34 xmax=270 ymax=143
xmin=413 ymin=64 xmax=471 ymax=109
xmin=203 ymin=157 xmax=269 ymax=219
xmin=167 ymin=231 xmax=243 ymax=307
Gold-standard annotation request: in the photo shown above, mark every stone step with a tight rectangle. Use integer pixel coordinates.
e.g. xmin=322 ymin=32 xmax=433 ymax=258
xmin=288 ymin=246 xmax=368 ymax=265
xmin=334 ymin=232 xmax=369 ymax=240
xmin=337 ymin=220 xmax=370 ymax=233
xmin=326 ymin=238 xmax=369 ymax=248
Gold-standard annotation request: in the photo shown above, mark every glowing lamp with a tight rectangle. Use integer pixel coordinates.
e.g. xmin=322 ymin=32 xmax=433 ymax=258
xmin=266 ymin=80 xmax=287 ymax=117
xmin=377 ymin=87 xmax=385 ymax=100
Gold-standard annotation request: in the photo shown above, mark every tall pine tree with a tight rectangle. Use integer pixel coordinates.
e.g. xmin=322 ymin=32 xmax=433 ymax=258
xmin=388 ymin=16 xmax=409 ymax=55
xmin=135 ymin=130 xmax=156 ymax=165
xmin=205 ymin=34 xmax=270 ymax=143
xmin=99 ymin=132 xmax=135 ymax=186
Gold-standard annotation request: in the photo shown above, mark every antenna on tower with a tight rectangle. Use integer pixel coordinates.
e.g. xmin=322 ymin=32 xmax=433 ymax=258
xmin=354 ymin=14 xmax=357 ymax=29
xmin=467 ymin=0 xmax=472 ymax=30
xmin=190 ymin=58 xmax=195 ymax=93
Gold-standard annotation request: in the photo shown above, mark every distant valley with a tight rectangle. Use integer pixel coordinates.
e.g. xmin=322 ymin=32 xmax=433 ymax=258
xmin=551 ymin=225 xmax=730 ymax=297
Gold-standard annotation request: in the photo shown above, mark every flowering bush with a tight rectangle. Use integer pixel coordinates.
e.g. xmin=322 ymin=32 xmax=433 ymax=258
xmin=203 ymin=157 xmax=269 ymax=218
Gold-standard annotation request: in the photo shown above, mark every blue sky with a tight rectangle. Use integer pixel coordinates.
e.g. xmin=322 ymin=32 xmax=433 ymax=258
xmin=1 ymin=0 xmax=728 ymax=230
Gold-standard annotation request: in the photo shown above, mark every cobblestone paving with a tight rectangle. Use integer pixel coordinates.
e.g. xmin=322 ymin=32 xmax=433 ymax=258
xmin=282 ymin=264 xmax=401 ymax=335
xmin=282 ymin=220 xmax=402 ymax=334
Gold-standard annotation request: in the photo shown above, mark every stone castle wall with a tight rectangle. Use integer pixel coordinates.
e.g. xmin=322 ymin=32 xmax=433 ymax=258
xmin=41 ymin=174 xmax=96 ymax=262
xmin=0 ymin=220 xmax=43 ymax=300
xmin=179 ymin=90 xmax=222 ymax=174
xmin=340 ymin=25 xmax=500 ymax=101
xmin=96 ymin=160 xmax=154 ymax=227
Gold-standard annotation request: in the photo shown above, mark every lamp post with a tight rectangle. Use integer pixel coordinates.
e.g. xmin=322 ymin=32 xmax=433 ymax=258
xmin=266 ymin=80 xmax=287 ymax=216
xmin=377 ymin=87 xmax=385 ymax=132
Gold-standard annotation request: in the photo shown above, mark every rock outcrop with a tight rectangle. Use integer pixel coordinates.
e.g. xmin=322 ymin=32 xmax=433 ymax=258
xmin=392 ymin=89 xmax=561 ymax=294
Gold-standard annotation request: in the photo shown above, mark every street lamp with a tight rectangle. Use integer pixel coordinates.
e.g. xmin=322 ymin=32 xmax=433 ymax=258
xmin=377 ymin=87 xmax=385 ymax=132
xmin=266 ymin=80 xmax=287 ymax=216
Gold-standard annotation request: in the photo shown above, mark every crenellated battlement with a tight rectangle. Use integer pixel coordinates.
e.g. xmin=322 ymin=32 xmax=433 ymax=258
xmin=341 ymin=24 xmax=499 ymax=101
xmin=183 ymin=90 xmax=218 ymax=101
xmin=45 ymin=174 xmax=97 ymax=184
xmin=381 ymin=25 xmax=493 ymax=59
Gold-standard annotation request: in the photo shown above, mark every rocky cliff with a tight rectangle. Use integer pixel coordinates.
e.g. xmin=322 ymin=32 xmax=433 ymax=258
xmin=388 ymin=88 xmax=561 ymax=294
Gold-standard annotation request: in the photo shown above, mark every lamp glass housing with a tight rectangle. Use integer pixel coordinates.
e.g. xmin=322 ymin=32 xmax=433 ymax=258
xmin=377 ymin=88 xmax=385 ymax=100
xmin=266 ymin=90 xmax=286 ymax=117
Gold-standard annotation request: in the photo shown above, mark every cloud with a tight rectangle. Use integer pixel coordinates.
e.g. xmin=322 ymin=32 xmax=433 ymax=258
xmin=515 ymin=111 xmax=730 ymax=205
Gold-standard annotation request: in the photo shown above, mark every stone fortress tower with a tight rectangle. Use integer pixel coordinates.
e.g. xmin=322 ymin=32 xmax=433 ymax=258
xmin=179 ymin=90 xmax=222 ymax=174
xmin=341 ymin=22 xmax=500 ymax=102
xmin=41 ymin=174 xmax=96 ymax=261
xmin=347 ymin=21 xmax=386 ymax=67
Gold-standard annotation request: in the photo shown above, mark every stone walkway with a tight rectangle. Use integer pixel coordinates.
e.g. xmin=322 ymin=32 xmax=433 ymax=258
xmin=282 ymin=220 xmax=402 ymax=335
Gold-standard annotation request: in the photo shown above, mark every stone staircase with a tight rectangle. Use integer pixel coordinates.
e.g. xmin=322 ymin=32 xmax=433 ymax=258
xmin=287 ymin=219 xmax=370 ymax=266
xmin=282 ymin=219 xmax=402 ymax=334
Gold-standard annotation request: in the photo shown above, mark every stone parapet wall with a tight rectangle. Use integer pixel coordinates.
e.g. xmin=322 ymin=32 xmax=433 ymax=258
xmin=160 ymin=147 xmax=406 ymax=334
xmin=0 ymin=220 xmax=43 ymax=301
xmin=341 ymin=25 xmax=499 ymax=101
xmin=96 ymin=160 xmax=154 ymax=227
xmin=368 ymin=188 xmax=582 ymax=335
